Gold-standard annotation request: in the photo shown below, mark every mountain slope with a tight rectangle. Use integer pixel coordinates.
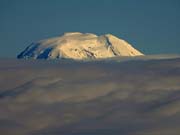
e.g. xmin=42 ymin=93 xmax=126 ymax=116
xmin=17 ymin=32 xmax=144 ymax=60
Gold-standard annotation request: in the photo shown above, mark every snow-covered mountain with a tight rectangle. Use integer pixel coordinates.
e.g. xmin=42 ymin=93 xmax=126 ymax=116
xmin=17 ymin=32 xmax=144 ymax=60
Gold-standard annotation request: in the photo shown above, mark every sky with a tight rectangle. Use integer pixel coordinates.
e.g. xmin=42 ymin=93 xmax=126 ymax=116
xmin=0 ymin=0 xmax=180 ymax=57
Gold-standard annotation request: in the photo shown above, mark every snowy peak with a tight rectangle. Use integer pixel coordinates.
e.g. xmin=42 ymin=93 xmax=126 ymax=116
xmin=17 ymin=32 xmax=144 ymax=60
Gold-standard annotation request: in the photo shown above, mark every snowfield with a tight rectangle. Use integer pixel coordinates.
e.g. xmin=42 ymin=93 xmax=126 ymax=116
xmin=17 ymin=32 xmax=143 ymax=60
xmin=0 ymin=55 xmax=180 ymax=135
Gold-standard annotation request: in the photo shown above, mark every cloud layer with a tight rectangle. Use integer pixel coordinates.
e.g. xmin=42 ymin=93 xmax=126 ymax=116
xmin=0 ymin=56 xmax=180 ymax=135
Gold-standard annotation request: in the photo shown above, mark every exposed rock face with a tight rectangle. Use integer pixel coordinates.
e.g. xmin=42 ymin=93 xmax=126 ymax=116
xmin=17 ymin=32 xmax=144 ymax=60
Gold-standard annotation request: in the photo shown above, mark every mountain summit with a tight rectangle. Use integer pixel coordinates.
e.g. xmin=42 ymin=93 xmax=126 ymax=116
xmin=17 ymin=32 xmax=144 ymax=60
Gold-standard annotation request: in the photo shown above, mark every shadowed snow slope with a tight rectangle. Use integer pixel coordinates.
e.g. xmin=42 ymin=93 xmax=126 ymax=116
xmin=17 ymin=32 xmax=144 ymax=60
xmin=0 ymin=55 xmax=180 ymax=135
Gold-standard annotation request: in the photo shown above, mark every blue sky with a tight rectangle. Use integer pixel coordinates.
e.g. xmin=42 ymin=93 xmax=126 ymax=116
xmin=0 ymin=0 xmax=180 ymax=57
